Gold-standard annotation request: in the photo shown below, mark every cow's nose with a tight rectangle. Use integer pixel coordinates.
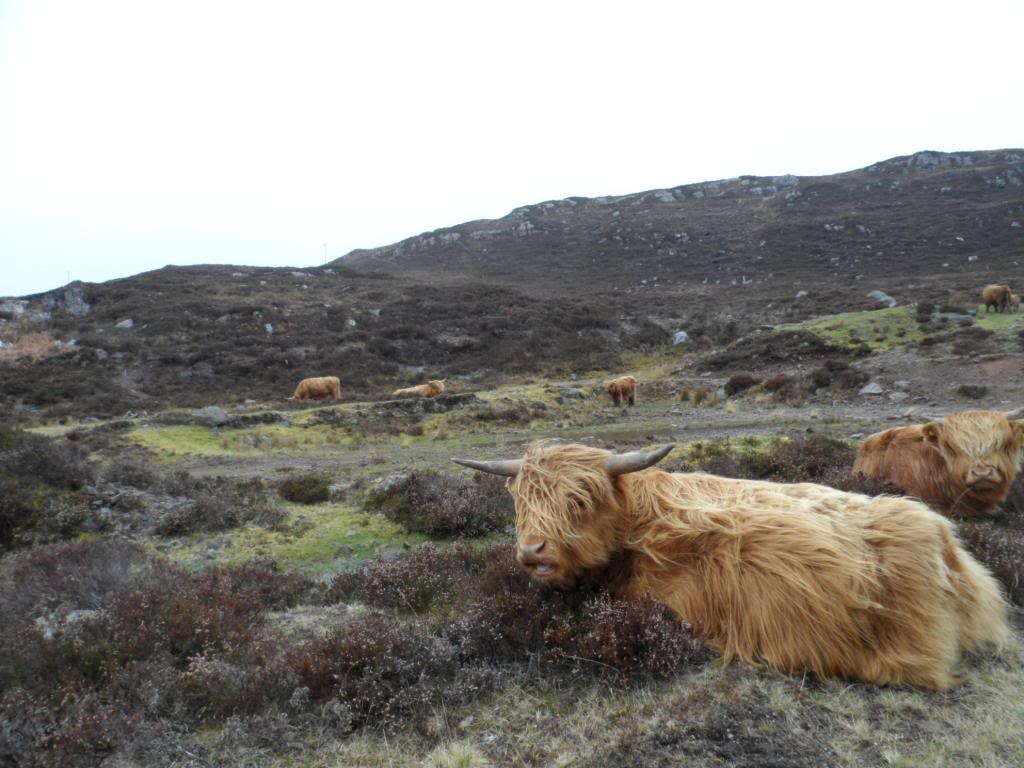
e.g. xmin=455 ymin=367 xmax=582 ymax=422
xmin=518 ymin=541 xmax=546 ymax=558
xmin=973 ymin=466 xmax=994 ymax=478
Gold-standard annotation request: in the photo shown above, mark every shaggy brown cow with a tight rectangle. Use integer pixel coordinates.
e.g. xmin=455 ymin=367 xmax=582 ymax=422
xmin=604 ymin=375 xmax=637 ymax=407
xmin=853 ymin=410 xmax=1024 ymax=518
xmin=393 ymin=379 xmax=446 ymax=398
xmin=1012 ymin=293 xmax=1021 ymax=313
xmin=454 ymin=442 xmax=1008 ymax=690
xmin=290 ymin=376 xmax=341 ymax=401
xmin=982 ymin=284 xmax=1012 ymax=313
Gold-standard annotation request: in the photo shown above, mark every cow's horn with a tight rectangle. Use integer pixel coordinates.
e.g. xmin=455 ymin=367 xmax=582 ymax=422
xmin=605 ymin=444 xmax=675 ymax=476
xmin=1005 ymin=407 xmax=1024 ymax=421
xmin=452 ymin=457 xmax=523 ymax=477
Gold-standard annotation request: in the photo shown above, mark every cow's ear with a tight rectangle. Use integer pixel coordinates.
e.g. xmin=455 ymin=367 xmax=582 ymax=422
xmin=921 ymin=423 xmax=941 ymax=444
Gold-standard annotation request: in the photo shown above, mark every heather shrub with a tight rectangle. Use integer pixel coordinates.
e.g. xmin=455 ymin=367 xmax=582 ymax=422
xmin=956 ymin=384 xmax=989 ymax=400
xmin=0 ymin=427 xmax=96 ymax=550
xmin=915 ymin=301 xmax=934 ymax=323
xmin=155 ymin=475 xmax=287 ymax=535
xmin=326 ymin=545 xmax=478 ymax=613
xmin=959 ymin=522 xmax=1024 ymax=605
xmin=366 ymin=471 xmax=512 ymax=537
xmin=724 ymin=372 xmax=760 ymax=396
xmin=278 ymin=472 xmax=332 ymax=504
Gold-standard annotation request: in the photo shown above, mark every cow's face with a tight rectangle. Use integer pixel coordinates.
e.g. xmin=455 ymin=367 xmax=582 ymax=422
xmin=508 ymin=457 xmax=622 ymax=587
xmin=923 ymin=412 xmax=1024 ymax=495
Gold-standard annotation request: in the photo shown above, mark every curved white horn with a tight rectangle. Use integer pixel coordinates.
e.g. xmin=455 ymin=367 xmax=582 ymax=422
xmin=452 ymin=457 xmax=523 ymax=477
xmin=605 ymin=444 xmax=675 ymax=476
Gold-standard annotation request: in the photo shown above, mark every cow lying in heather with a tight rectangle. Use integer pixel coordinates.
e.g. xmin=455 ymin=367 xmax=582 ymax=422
xmin=604 ymin=375 xmax=637 ymax=407
xmin=455 ymin=442 xmax=1008 ymax=690
xmin=853 ymin=410 xmax=1024 ymax=517
xmin=393 ymin=379 xmax=446 ymax=399
xmin=983 ymin=284 xmax=1012 ymax=313
xmin=290 ymin=376 xmax=341 ymax=401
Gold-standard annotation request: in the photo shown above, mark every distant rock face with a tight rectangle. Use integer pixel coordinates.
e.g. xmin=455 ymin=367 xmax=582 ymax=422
xmin=867 ymin=291 xmax=897 ymax=308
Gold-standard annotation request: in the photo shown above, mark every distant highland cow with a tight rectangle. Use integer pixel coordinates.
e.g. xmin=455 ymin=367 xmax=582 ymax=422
xmin=853 ymin=410 xmax=1024 ymax=517
xmin=604 ymin=375 xmax=637 ymax=407
xmin=982 ymin=284 xmax=1012 ymax=313
xmin=290 ymin=376 xmax=341 ymax=401
xmin=393 ymin=379 xmax=446 ymax=399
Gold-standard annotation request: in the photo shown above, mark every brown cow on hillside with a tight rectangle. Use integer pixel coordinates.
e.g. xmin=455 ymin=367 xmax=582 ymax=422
xmin=982 ymin=284 xmax=1012 ymax=313
xmin=393 ymin=379 xmax=446 ymax=398
xmin=290 ymin=376 xmax=341 ymax=401
xmin=604 ymin=375 xmax=637 ymax=407
xmin=454 ymin=442 xmax=1008 ymax=690
xmin=853 ymin=410 xmax=1024 ymax=517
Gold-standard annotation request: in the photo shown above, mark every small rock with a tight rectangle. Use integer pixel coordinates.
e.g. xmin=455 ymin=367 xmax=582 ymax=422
xmin=345 ymin=530 xmax=357 ymax=538
xmin=795 ymin=290 xmax=808 ymax=299
xmin=894 ymin=380 xmax=911 ymax=389
xmin=849 ymin=432 xmax=864 ymax=440
xmin=194 ymin=405 xmax=229 ymax=427
xmin=866 ymin=291 xmax=897 ymax=308
xmin=265 ymin=323 xmax=274 ymax=335
xmin=672 ymin=330 xmax=691 ymax=345
xmin=888 ymin=392 xmax=910 ymax=402
xmin=114 ymin=318 xmax=134 ymax=329
xmin=859 ymin=382 xmax=884 ymax=395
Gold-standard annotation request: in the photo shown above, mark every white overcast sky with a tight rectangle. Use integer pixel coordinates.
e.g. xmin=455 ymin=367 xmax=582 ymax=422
xmin=1 ymin=0 xmax=1022 ymax=297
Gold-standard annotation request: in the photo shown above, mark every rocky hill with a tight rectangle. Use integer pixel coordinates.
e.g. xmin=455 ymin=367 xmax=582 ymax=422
xmin=342 ymin=149 xmax=1024 ymax=301
xmin=3 ymin=149 xmax=1023 ymax=420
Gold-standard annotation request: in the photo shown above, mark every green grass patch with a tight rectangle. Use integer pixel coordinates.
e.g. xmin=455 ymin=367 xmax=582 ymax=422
xmin=166 ymin=502 xmax=428 ymax=575
xmin=784 ymin=306 xmax=922 ymax=352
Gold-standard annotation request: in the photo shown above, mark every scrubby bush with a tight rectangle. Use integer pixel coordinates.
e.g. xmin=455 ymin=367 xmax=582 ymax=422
xmin=960 ymin=522 xmax=1024 ymax=605
xmin=724 ymin=372 xmax=760 ymax=396
xmin=278 ymin=473 xmax=332 ymax=504
xmin=0 ymin=427 xmax=95 ymax=550
xmin=154 ymin=476 xmax=287 ymax=535
xmin=915 ymin=301 xmax=934 ymax=323
xmin=365 ymin=471 xmax=512 ymax=537
xmin=956 ymin=384 xmax=989 ymax=400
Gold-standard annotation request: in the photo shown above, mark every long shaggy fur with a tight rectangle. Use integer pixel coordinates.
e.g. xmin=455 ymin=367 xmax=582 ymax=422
xmin=983 ymin=284 xmax=1012 ymax=312
xmin=291 ymin=376 xmax=341 ymax=401
xmin=604 ymin=375 xmax=637 ymax=407
xmin=854 ymin=410 xmax=1024 ymax=517
xmin=509 ymin=442 xmax=1009 ymax=690
xmin=392 ymin=379 xmax=445 ymax=399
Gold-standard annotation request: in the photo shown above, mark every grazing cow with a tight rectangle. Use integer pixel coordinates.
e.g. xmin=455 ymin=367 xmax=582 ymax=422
xmin=604 ymin=375 xmax=637 ymax=407
xmin=982 ymin=284 xmax=1012 ymax=313
xmin=454 ymin=442 xmax=1008 ymax=690
xmin=290 ymin=376 xmax=341 ymax=401
xmin=853 ymin=410 xmax=1024 ymax=518
xmin=1012 ymin=294 xmax=1021 ymax=313
xmin=393 ymin=379 xmax=446 ymax=398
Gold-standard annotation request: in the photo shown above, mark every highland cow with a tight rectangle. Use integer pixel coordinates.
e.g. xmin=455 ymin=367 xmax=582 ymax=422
xmin=604 ymin=375 xmax=637 ymax=407
xmin=1012 ymin=293 xmax=1021 ymax=313
xmin=290 ymin=376 xmax=341 ymax=401
xmin=393 ymin=379 xmax=446 ymax=399
xmin=853 ymin=410 xmax=1024 ymax=517
xmin=982 ymin=284 xmax=1012 ymax=313
xmin=454 ymin=442 xmax=1008 ymax=690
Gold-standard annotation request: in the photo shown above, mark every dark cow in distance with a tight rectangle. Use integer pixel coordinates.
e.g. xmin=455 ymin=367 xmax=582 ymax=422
xmin=982 ymin=284 xmax=1012 ymax=313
